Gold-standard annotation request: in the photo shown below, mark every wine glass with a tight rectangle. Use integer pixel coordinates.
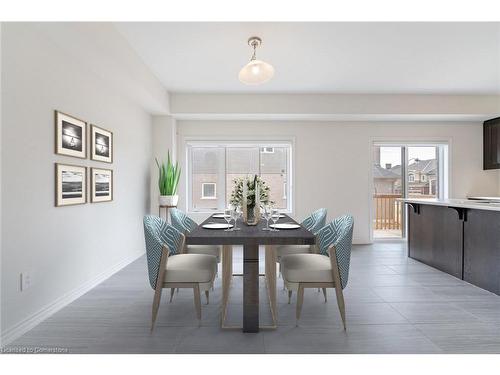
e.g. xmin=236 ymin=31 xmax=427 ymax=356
xmin=231 ymin=205 xmax=241 ymax=231
xmin=270 ymin=208 xmax=280 ymax=231
xmin=262 ymin=204 xmax=272 ymax=231
xmin=223 ymin=208 xmax=233 ymax=231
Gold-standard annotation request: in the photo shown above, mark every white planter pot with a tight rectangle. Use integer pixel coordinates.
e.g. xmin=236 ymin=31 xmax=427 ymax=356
xmin=159 ymin=195 xmax=178 ymax=206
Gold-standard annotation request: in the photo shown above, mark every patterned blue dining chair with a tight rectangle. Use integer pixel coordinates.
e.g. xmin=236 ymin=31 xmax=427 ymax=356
xmin=280 ymin=214 xmax=354 ymax=330
xmin=143 ymin=215 xmax=217 ymax=331
xmin=276 ymin=208 xmax=327 ymax=261
xmin=170 ymin=208 xmax=198 ymax=234
xmin=170 ymin=208 xmax=221 ymax=262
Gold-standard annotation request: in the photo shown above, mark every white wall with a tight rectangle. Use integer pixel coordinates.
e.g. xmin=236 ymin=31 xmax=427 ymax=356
xmin=176 ymin=120 xmax=499 ymax=244
xmin=150 ymin=116 xmax=177 ymax=215
xmin=1 ymin=23 xmax=156 ymax=341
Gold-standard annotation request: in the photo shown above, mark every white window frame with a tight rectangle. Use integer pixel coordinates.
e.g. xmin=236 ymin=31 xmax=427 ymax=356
xmin=186 ymin=140 xmax=293 ymax=213
xmin=409 ymin=174 xmax=415 ymax=182
xmin=421 ymin=174 xmax=427 ymax=182
xmin=201 ymin=182 xmax=217 ymax=200
xmin=370 ymin=140 xmax=450 ymax=242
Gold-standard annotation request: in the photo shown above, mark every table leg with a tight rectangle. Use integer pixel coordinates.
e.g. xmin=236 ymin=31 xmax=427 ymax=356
xmin=265 ymin=245 xmax=277 ymax=325
xmin=243 ymin=244 xmax=259 ymax=332
xmin=221 ymin=245 xmax=233 ymax=326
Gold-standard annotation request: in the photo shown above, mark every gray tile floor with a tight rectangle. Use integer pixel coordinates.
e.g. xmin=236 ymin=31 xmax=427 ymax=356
xmin=6 ymin=241 xmax=500 ymax=353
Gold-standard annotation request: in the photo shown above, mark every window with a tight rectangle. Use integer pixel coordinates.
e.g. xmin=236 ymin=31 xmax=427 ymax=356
xmin=201 ymin=183 xmax=216 ymax=199
xmin=187 ymin=141 xmax=292 ymax=212
xmin=372 ymin=143 xmax=448 ymax=239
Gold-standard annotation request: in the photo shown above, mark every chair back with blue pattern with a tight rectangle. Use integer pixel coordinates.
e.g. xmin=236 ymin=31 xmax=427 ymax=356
xmin=170 ymin=208 xmax=198 ymax=234
xmin=301 ymin=208 xmax=327 ymax=234
xmin=143 ymin=215 xmax=184 ymax=289
xmin=316 ymin=215 xmax=354 ymax=289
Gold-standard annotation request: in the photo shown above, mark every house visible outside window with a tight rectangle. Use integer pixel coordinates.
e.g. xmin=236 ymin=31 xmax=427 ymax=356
xmin=260 ymin=147 xmax=275 ymax=153
xmin=409 ymin=174 xmax=415 ymax=182
xmin=187 ymin=141 xmax=292 ymax=212
xmin=201 ymin=183 xmax=217 ymax=199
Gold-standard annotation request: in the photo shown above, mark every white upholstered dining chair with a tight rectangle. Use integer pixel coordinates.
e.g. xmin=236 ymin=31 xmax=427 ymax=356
xmin=276 ymin=208 xmax=327 ymax=260
xmin=143 ymin=215 xmax=217 ymax=331
xmin=170 ymin=208 xmax=221 ymax=261
xmin=281 ymin=214 xmax=354 ymax=330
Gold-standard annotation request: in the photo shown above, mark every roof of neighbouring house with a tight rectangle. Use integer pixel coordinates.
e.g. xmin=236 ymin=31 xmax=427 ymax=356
xmin=373 ymin=164 xmax=400 ymax=179
xmin=389 ymin=159 xmax=437 ymax=176
xmin=409 ymin=159 xmax=437 ymax=174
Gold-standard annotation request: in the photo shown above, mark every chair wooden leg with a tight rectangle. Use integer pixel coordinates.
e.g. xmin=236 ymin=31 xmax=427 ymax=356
xmin=296 ymin=285 xmax=304 ymax=325
xmin=322 ymin=288 xmax=327 ymax=303
xmin=151 ymin=287 xmax=163 ymax=332
xmin=288 ymin=290 xmax=292 ymax=304
xmin=169 ymin=288 xmax=175 ymax=303
xmin=329 ymin=245 xmax=347 ymax=330
xmin=205 ymin=290 xmax=210 ymax=305
xmin=151 ymin=248 xmax=168 ymax=332
xmin=193 ymin=284 xmax=202 ymax=322
xmin=334 ymin=286 xmax=347 ymax=330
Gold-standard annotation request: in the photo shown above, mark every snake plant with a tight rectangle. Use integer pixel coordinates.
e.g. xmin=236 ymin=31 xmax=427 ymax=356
xmin=155 ymin=151 xmax=181 ymax=196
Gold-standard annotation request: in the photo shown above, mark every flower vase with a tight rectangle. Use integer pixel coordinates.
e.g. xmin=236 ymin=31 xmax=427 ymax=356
xmin=243 ymin=204 xmax=261 ymax=226
xmin=242 ymin=180 xmax=261 ymax=225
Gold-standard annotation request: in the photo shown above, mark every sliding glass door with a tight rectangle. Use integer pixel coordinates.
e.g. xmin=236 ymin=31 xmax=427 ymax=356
xmin=372 ymin=143 xmax=447 ymax=239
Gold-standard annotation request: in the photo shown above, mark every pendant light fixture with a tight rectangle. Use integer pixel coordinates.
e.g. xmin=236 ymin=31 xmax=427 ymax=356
xmin=239 ymin=37 xmax=274 ymax=85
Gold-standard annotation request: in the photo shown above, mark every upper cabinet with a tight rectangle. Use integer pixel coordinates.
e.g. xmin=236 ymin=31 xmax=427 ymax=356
xmin=483 ymin=117 xmax=500 ymax=170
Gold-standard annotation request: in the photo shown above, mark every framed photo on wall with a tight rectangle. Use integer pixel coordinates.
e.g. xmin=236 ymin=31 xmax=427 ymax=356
xmin=90 ymin=125 xmax=113 ymax=163
xmin=55 ymin=163 xmax=87 ymax=206
xmin=55 ymin=111 xmax=87 ymax=158
xmin=91 ymin=168 xmax=113 ymax=203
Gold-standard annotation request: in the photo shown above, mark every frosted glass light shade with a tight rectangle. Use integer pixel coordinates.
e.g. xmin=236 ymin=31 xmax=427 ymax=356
xmin=238 ymin=59 xmax=275 ymax=85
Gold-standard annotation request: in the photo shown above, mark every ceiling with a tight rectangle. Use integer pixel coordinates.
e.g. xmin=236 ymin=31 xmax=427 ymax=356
xmin=114 ymin=22 xmax=500 ymax=94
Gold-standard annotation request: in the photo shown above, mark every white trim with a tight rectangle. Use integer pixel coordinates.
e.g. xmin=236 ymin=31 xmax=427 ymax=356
xmin=172 ymin=113 xmax=490 ymax=122
xmin=0 ymin=251 xmax=143 ymax=346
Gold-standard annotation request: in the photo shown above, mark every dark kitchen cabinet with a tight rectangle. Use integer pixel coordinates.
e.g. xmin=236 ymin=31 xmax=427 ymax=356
xmin=483 ymin=117 xmax=500 ymax=170
xmin=463 ymin=209 xmax=500 ymax=295
xmin=408 ymin=204 xmax=463 ymax=278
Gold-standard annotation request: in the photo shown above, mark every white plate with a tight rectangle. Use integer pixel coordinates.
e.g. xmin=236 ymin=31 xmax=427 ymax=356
xmin=202 ymin=223 xmax=234 ymax=229
xmin=212 ymin=214 xmax=228 ymax=219
xmin=269 ymin=223 xmax=301 ymax=230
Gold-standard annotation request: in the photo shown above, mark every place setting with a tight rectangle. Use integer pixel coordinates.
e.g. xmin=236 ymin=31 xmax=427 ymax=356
xmin=203 ymin=206 xmax=242 ymax=231
xmin=262 ymin=204 xmax=301 ymax=231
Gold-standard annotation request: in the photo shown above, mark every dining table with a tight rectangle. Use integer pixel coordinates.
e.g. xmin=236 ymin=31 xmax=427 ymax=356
xmin=185 ymin=213 xmax=316 ymax=333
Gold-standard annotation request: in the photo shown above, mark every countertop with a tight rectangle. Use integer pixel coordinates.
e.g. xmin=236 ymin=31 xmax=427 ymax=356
xmin=400 ymin=198 xmax=500 ymax=212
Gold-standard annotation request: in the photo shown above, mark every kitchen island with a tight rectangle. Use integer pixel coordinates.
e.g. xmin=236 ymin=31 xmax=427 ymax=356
xmin=403 ymin=198 xmax=500 ymax=295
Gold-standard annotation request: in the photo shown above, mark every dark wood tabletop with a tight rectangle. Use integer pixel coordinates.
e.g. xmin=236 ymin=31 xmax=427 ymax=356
xmin=185 ymin=214 xmax=316 ymax=245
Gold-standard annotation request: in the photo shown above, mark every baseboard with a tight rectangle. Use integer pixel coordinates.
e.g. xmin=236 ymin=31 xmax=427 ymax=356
xmin=0 ymin=251 xmax=144 ymax=347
